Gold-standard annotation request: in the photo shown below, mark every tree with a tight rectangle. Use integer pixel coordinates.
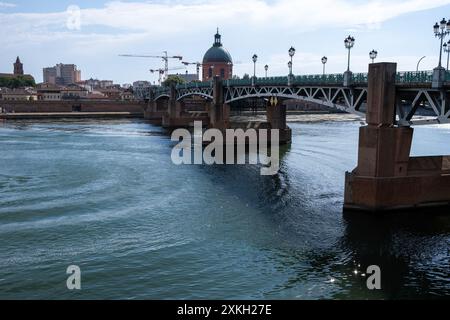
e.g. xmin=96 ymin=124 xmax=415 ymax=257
xmin=242 ymin=73 xmax=250 ymax=80
xmin=0 ymin=76 xmax=35 ymax=89
xmin=162 ymin=75 xmax=185 ymax=87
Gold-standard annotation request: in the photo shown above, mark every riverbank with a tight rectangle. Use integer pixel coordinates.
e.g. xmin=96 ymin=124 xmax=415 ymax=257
xmin=0 ymin=112 xmax=144 ymax=120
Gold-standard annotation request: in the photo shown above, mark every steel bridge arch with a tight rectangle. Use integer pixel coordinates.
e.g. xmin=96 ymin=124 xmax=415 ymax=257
xmin=224 ymin=91 xmax=366 ymax=117
xmin=154 ymin=94 xmax=170 ymax=101
xmin=176 ymin=92 xmax=213 ymax=101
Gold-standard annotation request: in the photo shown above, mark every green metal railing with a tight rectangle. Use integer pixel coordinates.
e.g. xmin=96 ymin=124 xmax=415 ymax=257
xmin=396 ymin=71 xmax=433 ymax=83
xmin=151 ymin=70 xmax=448 ymax=94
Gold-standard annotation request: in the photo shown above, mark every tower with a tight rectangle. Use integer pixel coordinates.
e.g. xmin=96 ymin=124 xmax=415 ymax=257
xmin=14 ymin=56 xmax=24 ymax=76
xmin=202 ymin=29 xmax=233 ymax=81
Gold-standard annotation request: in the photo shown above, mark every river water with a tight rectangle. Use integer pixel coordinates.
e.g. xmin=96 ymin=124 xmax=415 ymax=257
xmin=0 ymin=118 xmax=449 ymax=299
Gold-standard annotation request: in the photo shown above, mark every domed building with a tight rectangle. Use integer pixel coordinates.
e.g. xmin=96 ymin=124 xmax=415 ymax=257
xmin=202 ymin=29 xmax=233 ymax=82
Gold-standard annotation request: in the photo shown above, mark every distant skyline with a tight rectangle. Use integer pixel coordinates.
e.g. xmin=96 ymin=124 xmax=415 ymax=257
xmin=1 ymin=0 xmax=450 ymax=84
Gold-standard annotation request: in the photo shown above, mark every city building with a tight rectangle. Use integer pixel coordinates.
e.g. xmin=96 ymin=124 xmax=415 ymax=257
xmin=43 ymin=64 xmax=81 ymax=85
xmin=120 ymin=89 xmax=134 ymax=101
xmin=0 ymin=57 xmax=35 ymax=83
xmin=1 ymin=88 xmax=37 ymax=101
xmin=60 ymin=84 xmax=88 ymax=99
xmin=132 ymin=81 xmax=152 ymax=101
xmin=98 ymin=88 xmax=121 ymax=100
xmin=35 ymin=83 xmax=88 ymax=101
xmin=169 ymin=72 xmax=199 ymax=83
xmin=83 ymin=78 xmax=114 ymax=90
xmin=14 ymin=57 xmax=24 ymax=76
xmin=202 ymin=29 xmax=233 ymax=81
xmin=36 ymin=83 xmax=62 ymax=101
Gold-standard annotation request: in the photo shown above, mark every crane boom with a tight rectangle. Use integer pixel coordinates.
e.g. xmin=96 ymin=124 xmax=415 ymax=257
xmin=182 ymin=61 xmax=202 ymax=80
xmin=150 ymin=66 xmax=185 ymax=85
xmin=119 ymin=51 xmax=183 ymax=81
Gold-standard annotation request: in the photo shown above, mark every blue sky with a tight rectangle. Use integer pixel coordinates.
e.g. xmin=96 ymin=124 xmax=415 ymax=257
xmin=1 ymin=0 xmax=450 ymax=84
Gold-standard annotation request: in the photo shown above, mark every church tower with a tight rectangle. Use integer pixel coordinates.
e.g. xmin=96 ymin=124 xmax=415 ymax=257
xmin=14 ymin=56 xmax=24 ymax=76
xmin=202 ymin=29 xmax=233 ymax=81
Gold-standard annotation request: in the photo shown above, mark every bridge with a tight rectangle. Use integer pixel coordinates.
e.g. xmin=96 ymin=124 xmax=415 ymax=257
xmin=145 ymin=63 xmax=450 ymax=214
xmin=150 ymin=69 xmax=450 ymax=127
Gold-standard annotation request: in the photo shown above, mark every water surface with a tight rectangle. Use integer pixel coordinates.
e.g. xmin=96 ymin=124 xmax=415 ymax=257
xmin=0 ymin=118 xmax=449 ymax=299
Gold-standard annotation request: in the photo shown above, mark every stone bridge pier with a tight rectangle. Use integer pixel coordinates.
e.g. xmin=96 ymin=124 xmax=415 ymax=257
xmin=209 ymin=76 xmax=230 ymax=130
xmin=344 ymin=63 xmax=450 ymax=213
xmin=159 ymin=86 xmax=209 ymax=128
xmin=266 ymin=101 xmax=292 ymax=144
xmin=144 ymin=99 xmax=167 ymax=124
xmin=210 ymin=76 xmax=291 ymax=144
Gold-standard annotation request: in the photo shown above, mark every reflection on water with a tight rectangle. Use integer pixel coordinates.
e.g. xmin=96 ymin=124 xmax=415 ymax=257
xmin=0 ymin=119 xmax=448 ymax=299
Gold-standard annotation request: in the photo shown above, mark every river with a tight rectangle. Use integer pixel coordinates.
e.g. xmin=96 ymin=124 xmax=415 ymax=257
xmin=0 ymin=118 xmax=449 ymax=299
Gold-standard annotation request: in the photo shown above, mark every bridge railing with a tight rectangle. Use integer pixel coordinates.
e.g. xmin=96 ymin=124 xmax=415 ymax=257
xmin=396 ymin=71 xmax=433 ymax=84
xmin=154 ymin=87 xmax=170 ymax=96
xmin=175 ymin=81 xmax=212 ymax=90
xmin=153 ymin=70 xmax=449 ymax=94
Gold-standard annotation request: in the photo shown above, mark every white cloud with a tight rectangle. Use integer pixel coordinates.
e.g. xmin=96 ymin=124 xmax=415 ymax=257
xmin=0 ymin=0 xmax=448 ymax=82
xmin=0 ymin=2 xmax=15 ymax=8
xmin=1 ymin=0 xmax=450 ymax=42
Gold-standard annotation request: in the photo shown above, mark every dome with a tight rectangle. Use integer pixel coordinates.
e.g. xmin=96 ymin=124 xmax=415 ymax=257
xmin=202 ymin=29 xmax=233 ymax=64
xmin=203 ymin=47 xmax=233 ymax=64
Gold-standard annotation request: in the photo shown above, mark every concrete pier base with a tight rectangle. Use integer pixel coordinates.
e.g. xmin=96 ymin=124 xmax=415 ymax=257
xmin=344 ymin=62 xmax=450 ymax=213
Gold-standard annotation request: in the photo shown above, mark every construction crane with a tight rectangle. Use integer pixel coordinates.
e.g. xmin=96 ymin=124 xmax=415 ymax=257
xmin=119 ymin=51 xmax=183 ymax=81
xmin=150 ymin=66 xmax=185 ymax=85
xmin=182 ymin=61 xmax=203 ymax=80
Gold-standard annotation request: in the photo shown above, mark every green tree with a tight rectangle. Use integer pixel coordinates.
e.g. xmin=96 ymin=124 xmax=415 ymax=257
xmin=242 ymin=73 xmax=250 ymax=80
xmin=162 ymin=75 xmax=185 ymax=87
xmin=0 ymin=76 xmax=35 ymax=89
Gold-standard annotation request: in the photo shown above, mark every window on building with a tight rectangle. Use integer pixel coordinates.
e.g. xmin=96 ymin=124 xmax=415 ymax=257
xmin=220 ymin=69 xmax=225 ymax=78
xmin=209 ymin=68 xmax=213 ymax=78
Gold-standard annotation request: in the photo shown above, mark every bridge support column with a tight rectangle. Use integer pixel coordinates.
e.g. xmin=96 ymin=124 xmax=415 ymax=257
xmin=210 ymin=76 xmax=229 ymax=130
xmin=162 ymin=86 xmax=184 ymax=128
xmin=266 ymin=102 xmax=292 ymax=144
xmin=144 ymin=100 xmax=157 ymax=120
xmin=344 ymin=63 xmax=450 ymax=213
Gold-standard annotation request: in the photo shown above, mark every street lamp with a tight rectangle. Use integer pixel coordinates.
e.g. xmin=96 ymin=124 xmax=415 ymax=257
xmin=416 ymin=56 xmax=426 ymax=72
xmin=369 ymin=49 xmax=378 ymax=63
xmin=432 ymin=18 xmax=450 ymax=87
xmin=288 ymin=47 xmax=296 ymax=74
xmin=252 ymin=54 xmax=258 ymax=78
xmin=288 ymin=61 xmax=293 ymax=75
xmin=444 ymin=41 xmax=450 ymax=71
xmin=344 ymin=35 xmax=355 ymax=86
xmin=264 ymin=64 xmax=269 ymax=77
xmin=344 ymin=35 xmax=355 ymax=71
xmin=321 ymin=56 xmax=328 ymax=76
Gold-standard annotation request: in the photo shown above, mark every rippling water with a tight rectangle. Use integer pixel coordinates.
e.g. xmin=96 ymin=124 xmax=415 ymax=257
xmin=0 ymin=118 xmax=449 ymax=299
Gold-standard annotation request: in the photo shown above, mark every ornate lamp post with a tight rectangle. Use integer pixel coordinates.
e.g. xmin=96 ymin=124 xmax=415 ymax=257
xmin=252 ymin=54 xmax=258 ymax=85
xmin=288 ymin=46 xmax=296 ymax=70
xmin=369 ymin=49 xmax=378 ymax=63
xmin=444 ymin=41 xmax=450 ymax=71
xmin=287 ymin=61 xmax=293 ymax=85
xmin=321 ymin=56 xmax=328 ymax=76
xmin=264 ymin=64 xmax=269 ymax=77
xmin=344 ymin=35 xmax=355 ymax=86
xmin=287 ymin=61 xmax=292 ymax=75
xmin=432 ymin=18 xmax=450 ymax=88
xmin=252 ymin=54 xmax=258 ymax=77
